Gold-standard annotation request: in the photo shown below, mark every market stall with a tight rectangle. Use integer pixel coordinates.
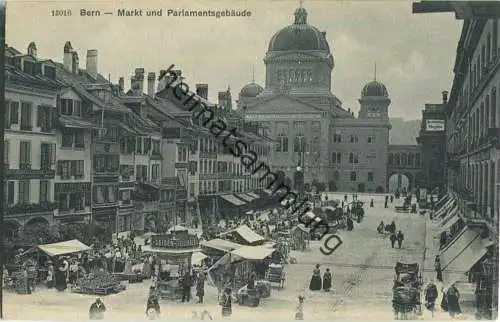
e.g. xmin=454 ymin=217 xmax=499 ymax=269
xmin=38 ymin=239 xmax=91 ymax=257
xmin=291 ymin=224 xmax=310 ymax=251
xmin=141 ymin=228 xmax=200 ymax=301
xmin=221 ymin=225 xmax=266 ymax=246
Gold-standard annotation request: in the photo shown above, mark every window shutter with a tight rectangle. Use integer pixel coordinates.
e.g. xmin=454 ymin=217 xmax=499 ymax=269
xmin=37 ymin=105 xmax=42 ymax=127
xmin=51 ymin=106 xmax=58 ymax=128
xmin=71 ymin=160 xmax=77 ymax=176
xmin=50 ymin=143 xmax=56 ymax=164
xmin=57 ymin=161 xmax=63 ymax=175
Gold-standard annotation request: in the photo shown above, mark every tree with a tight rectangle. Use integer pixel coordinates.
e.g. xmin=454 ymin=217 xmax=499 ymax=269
xmin=16 ymin=223 xmax=58 ymax=245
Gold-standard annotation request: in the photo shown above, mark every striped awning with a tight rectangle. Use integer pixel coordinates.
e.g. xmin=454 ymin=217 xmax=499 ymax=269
xmin=220 ymin=194 xmax=247 ymax=206
xmin=246 ymin=192 xmax=260 ymax=199
xmin=236 ymin=193 xmax=254 ymax=202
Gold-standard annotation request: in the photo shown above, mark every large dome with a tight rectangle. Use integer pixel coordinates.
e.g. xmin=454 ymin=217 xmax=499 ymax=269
xmin=240 ymin=82 xmax=263 ymax=98
xmin=361 ymin=80 xmax=389 ymax=98
xmin=268 ymin=7 xmax=330 ymax=53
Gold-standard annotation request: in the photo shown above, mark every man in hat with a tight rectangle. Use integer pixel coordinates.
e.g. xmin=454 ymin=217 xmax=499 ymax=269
xmin=89 ymin=298 xmax=106 ymax=320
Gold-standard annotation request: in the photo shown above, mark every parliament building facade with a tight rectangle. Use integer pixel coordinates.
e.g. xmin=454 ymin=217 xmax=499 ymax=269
xmin=238 ymin=7 xmax=392 ymax=192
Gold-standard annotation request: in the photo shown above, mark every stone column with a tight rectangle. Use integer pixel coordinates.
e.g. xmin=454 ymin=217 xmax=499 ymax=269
xmin=483 ymin=162 xmax=488 ymax=216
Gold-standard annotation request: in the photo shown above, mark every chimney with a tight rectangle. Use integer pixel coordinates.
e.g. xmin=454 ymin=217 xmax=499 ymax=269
xmin=27 ymin=42 xmax=37 ymax=58
xmin=196 ymin=84 xmax=208 ymax=99
xmin=63 ymin=41 xmax=73 ymax=71
xmin=442 ymin=91 xmax=449 ymax=104
xmin=133 ymin=68 xmax=145 ymax=95
xmin=147 ymin=72 xmax=156 ymax=96
xmin=86 ymin=49 xmax=98 ymax=77
xmin=118 ymin=77 xmax=124 ymax=92
xmin=71 ymin=51 xmax=79 ymax=74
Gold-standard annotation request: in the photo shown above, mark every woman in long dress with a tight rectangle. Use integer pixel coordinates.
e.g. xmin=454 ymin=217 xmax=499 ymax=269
xmin=446 ymin=284 xmax=461 ymax=317
xmin=55 ymin=258 xmax=69 ymax=291
xmin=322 ymin=268 xmax=332 ymax=292
xmin=46 ymin=263 xmax=55 ymax=289
xmin=309 ymin=264 xmax=322 ymax=291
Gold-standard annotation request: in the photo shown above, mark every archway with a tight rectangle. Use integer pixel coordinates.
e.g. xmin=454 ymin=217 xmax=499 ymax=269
xmin=388 ymin=173 xmax=410 ymax=193
xmin=25 ymin=217 xmax=49 ymax=227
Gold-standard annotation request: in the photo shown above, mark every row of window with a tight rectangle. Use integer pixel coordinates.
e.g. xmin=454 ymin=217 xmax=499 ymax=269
xmin=119 ymin=137 xmax=161 ymax=155
xmin=276 ymin=134 xmax=377 ymax=153
xmin=388 ymin=153 xmax=421 ymax=167
xmin=5 ymin=180 xmax=50 ymax=205
xmin=57 ymin=160 xmax=85 ymax=179
xmin=199 ymin=159 xmax=247 ymax=175
xmin=61 ymin=129 xmax=85 ymax=149
xmin=58 ymin=192 xmax=89 ymax=211
xmin=4 ymin=141 xmax=56 ymax=169
xmin=331 ymin=171 xmax=374 ymax=182
xmin=198 ymin=178 xmax=264 ymax=195
xmin=5 ymin=101 xmax=57 ymax=132
xmin=330 ymin=152 xmax=361 ymax=165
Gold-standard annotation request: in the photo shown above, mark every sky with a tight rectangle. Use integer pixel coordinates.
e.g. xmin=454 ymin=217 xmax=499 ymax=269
xmin=6 ymin=0 xmax=462 ymax=120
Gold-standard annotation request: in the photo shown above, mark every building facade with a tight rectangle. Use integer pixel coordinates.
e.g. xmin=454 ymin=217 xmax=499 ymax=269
xmin=445 ymin=18 xmax=499 ymax=319
xmin=238 ymin=7 xmax=392 ymax=193
xmin=417 ymin=95 xmax=448 ymax=191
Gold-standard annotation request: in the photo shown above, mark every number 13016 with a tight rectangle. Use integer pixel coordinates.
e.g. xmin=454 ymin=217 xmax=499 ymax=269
xmin=51 ymin=9 xmax=72 ymax=16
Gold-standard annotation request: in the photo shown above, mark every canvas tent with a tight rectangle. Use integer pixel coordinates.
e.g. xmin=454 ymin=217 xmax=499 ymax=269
xmin=232 ymin=225 xmax=265 ymax=245
xmin=38 ymin=239 xmax=91 ymax=257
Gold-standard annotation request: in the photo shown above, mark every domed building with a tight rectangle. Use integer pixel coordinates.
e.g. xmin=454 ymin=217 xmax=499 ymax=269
xmin=238 ymin=7 xmax=391 ymax=193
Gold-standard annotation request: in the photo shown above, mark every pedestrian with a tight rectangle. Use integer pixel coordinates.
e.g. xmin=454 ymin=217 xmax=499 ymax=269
xmin=309 ymin=264 xmax=322 ymax=291
xmin=89 ymin=298 xmax=106 ymax=320
xmin=295 ymin=295 xmax=305 ymax=320
xmin=425 ymin=280 xmax=439 ymax=317
xmin=181 ymin=270 xmax=192 ymax=302
xmin=196 ymin=271 xmax=207 ymax=303
xmin=220 ymin=287 xmax=232 ymax=317
xmin=396 ymin=231 xmax=404 ymax=248
xmin=434 ymin=256 xmax=443 ymax=282
xmin=322 ymin=268 xmax=332 ymax=292
xmin=390 ymin=233 xmax=396 ymax=248
xmin=390 ymin=195 xmax=394 ymax=203
xmin=46 ymin=262 xmax=54 ymax=289
xmin=370 ymin=199 xmax=374 ymax=207
xmin=446 ymin=283 xmax=462 ymax=317
xmin=384 ymin=195 xmax=389 ymax=208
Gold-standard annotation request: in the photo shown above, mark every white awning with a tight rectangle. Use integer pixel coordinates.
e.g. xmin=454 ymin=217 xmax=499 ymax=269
xmin=263 ymin=189 xmax=273 ymax=195
xmin=440 ymin=228 xmax=481 ymax=270
xmin=234 ymin=225 xmax=265 ymax=244
xmin=230 ymin=245 xmax=275 ymax=261
xmin=246 ymin=192 xmax=260 ymax=199
xmin=442 ymin=234 xmax=488 ymax=289
xmin=168 ymin=225 xmax=189 ymax=232
xmin=38 ymin=239 xmax=91 ymax=257
xmin=200 ymin=238 xmax=243 ymax=252
xmin=436 ymin=212 xmax=460 ymax=234
xmin=191 ymin=251 xmax=208 ymax=265
xmin=220 ymin=194 xmax=247 ymax=206
xmin=438 ymin=205 xmax=458 ymax=226
xmin=236 ymin=193 xmax=254 ymax=202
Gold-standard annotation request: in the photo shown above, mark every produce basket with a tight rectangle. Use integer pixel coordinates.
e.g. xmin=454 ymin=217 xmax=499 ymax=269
xmin=72 ymin=272 xmax=124 ymax=295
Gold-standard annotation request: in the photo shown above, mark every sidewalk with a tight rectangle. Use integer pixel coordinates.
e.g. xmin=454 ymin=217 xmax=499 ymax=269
xmin=421 ymin=217 xmax=476 ymax=320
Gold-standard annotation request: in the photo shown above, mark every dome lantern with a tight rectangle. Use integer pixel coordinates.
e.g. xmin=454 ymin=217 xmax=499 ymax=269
xmin=294 ymin=7 xmax=308 ymax=24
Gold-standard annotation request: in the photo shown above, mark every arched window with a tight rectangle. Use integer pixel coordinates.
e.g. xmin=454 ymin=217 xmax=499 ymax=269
xmin=408 ymin=154 xmax=414 ymax=166
xmin=395 ymin=154 xmax=401 ymax=165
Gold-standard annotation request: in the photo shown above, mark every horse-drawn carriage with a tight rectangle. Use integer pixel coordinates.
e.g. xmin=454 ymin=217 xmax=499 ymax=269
xmin=392 ymin=262 xmax=422 ymax=320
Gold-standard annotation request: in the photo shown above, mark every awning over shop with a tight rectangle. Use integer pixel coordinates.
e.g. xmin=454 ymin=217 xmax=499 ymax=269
xmin=38 ymin=239 xmax=91 ymax=257
xmin=233 ymin=225 xmax=265 ymax=245
xmin=191 ymin=251 xmax=208 ymax=265
xmin=230 ymin=245 xmax=275 ymax=261
xmin=220 ymin=194 xmax=247 ymax=206
xmin=438 ymin=205 xmax=458 ymax=226
xmin=442 ymin=234 xmax=488 ymax=289
xmin=434 ymin=198 xmax=456 ymax=218
xmin=436 ymin=211 xmax=461 ymax=234
xmin=440 ymin=228 xmax=481 ymax=271
xmin=235 ymin=193 xmax=254 ymax=203
xmin=246 ymin=192 xmax=260 ymax=199
xmin=200 ymin=238 xmax=243 ymax=252
xmin=263 ymin=189 xmax=273 ymax=195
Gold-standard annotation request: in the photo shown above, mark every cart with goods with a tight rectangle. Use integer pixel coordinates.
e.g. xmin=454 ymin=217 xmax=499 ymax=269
xmin=71 ymin=272 xmax=125 ymax=295
xmin=255 ymin=280 xmax=271 ymax=298
xmin=157 ymin=279 xmax=182 ymax=301
xmin=236 ymin=285 xmax=260 ymax=307
xmin=392 ymin=262 xmax=422 ymax=320
xmin=265 ymin=263 xmax=285 ymax=288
